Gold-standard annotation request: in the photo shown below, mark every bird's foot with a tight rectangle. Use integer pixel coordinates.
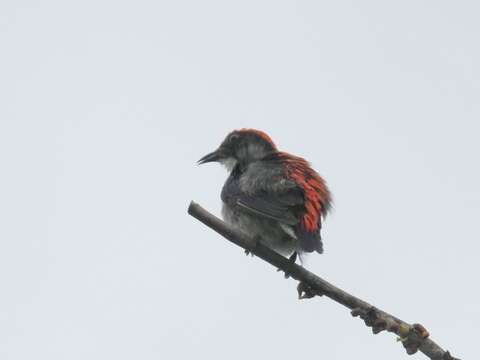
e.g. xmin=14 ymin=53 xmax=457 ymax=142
xmin=297 ymin=282 xmax=318 ymax=299
xmin=277 ymin=251 xmax=297 ymax=278
xmin=244 ymin=236 xmax=261 ymax=257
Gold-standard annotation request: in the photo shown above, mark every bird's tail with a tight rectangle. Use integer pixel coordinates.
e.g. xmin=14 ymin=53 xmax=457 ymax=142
xmin=298 ymin=229 xmax=323 ymax=254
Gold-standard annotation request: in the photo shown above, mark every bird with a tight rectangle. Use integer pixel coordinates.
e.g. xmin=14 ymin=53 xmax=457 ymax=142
xmin=198 ymin=128 xmax=332 ymax=264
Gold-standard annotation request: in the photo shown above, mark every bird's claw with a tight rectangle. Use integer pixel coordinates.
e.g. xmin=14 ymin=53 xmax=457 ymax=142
xmin=276 ymin=267 xmax=291 ymax=279
xmin=297 ymin=282 xmax=318 ymax=299
xmin=245 ymin=236 xmax=262 ymax=257
xmin=276 ymin=251 xmax=298 ymax=278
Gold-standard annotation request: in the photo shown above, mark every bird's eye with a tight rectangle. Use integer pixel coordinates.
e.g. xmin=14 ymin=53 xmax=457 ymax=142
xmin=229 ymin=134 xmax=240 ymax=143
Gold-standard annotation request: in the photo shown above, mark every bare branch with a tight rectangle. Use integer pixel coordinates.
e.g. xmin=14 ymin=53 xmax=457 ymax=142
xmin=188 ymin=201 xmax=460 ymax=360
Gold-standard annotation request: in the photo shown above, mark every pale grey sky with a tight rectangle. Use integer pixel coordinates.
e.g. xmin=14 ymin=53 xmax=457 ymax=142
xmin=0 ymin=1 xmax=478 ymax=359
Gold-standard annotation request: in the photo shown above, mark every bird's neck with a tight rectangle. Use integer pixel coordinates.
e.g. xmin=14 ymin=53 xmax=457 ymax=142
xmin=229 ymin=163 xmax=244 ymax=178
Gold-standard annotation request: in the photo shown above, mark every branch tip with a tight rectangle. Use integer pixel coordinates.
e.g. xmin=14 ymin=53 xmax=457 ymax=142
xmin=188 ymin=201 xmax=459 ymax=360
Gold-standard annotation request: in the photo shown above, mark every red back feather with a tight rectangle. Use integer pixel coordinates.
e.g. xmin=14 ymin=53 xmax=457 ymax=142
xmin=277 ymin=152 xmax=331 ymax=232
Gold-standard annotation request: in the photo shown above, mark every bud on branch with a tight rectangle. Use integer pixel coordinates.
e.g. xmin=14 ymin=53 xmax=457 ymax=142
xmin=188 ymin=201 xmax=460 ymax=360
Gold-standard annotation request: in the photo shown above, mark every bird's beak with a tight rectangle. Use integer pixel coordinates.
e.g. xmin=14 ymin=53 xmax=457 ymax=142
xmin=197 ymin=149 xmax=222 ymax=165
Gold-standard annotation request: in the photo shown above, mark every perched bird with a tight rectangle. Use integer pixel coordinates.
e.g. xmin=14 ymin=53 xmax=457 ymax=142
xmin=198 ymin=129 xmax=332 ymax=262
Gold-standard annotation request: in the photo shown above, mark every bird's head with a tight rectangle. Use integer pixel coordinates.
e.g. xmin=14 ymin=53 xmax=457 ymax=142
xmin=198 ymin=129 xmax=277 ymax=170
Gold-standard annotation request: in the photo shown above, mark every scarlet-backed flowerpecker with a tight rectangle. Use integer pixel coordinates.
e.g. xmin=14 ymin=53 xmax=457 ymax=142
xmin=198 ymin=129 xmax=332 ymax=262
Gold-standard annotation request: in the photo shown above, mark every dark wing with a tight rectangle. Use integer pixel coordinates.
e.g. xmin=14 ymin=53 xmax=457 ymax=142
xmin=221 ymin=176 xmax=304 ymax=226
xmin=236 ymin=187 xmax=304 ymax=225
xmin=234 ymin=183 xmax=323 ymax=253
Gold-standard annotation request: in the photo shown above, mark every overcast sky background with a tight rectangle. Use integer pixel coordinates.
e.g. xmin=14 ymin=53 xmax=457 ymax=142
xmin=1 ymin=1 xmax=479 ymax=359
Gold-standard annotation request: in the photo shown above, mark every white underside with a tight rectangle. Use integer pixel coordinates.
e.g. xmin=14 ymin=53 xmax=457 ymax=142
xmin=280 ymin=224 xmax=297 ymax=239
xmin=221 ymin=157 xmax=238 ymax=172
